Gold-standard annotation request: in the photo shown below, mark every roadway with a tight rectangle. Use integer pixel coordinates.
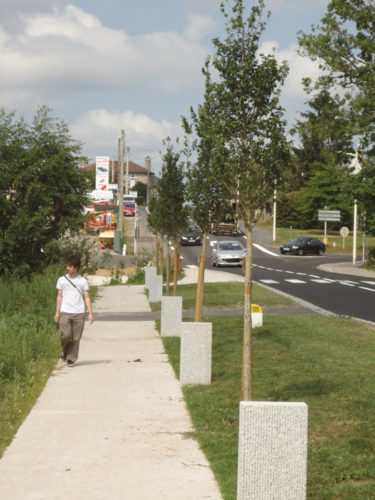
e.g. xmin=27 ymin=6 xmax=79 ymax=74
xmin=178 ymin=229 xmax=375 ymax=324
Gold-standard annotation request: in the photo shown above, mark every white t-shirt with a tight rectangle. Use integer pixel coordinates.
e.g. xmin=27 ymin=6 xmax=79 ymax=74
xmin=56 ymin=274 xmax=89 ymax=314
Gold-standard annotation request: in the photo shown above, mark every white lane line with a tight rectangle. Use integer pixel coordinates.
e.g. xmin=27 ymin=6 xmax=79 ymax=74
xmin=274 ymin=269 xmax=283 ymax=272
xmin=285 ymin=279 xmax=306 ymax=284
xmin=359 ymin=286 xmax=375 ymax=292
xmin=310 ymin=279 xmax=333 ymax=284
xmin=296 ymin=272 xmax=307 ymax=276
xmin=259 ymin=279 xmax=280 ymax=284
xmin=361 ymin=281 xmax=375 ymax=285
xmin=309 ymin=275 xmax=321 ymax=278
xmin=339 ymin=281 xmax=356 ymax=287
xmin=285 ymin=270 xmax=295 ymax=274
xmin=253 ymin=243 xmax=280 ymax=257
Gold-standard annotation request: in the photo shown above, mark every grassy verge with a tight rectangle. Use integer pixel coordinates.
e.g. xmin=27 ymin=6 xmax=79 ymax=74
xmin=258 ymin=221 xmax=375 ymax=255
xmin=0 ymin=267 xmax=98 ymax=456
xmin=149 ymin=281 xmax=294 ymax=311
xmin=162 ymin=313 xmax=375 ymax=499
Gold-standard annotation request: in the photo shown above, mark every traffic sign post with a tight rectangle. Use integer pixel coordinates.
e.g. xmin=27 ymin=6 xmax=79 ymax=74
xmin=318 ymin=209 xmax=341 ymax=245
xmin=340 ymin=226 xmax=350 ymax=249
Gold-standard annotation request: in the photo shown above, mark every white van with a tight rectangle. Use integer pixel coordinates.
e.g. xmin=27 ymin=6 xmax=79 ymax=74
xmin=123 ymin=194 xmax=136 ymax=203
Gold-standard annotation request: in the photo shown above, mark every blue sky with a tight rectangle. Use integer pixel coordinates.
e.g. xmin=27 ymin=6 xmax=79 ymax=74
xmin=0 ymin=0 xmax=329 ymax=173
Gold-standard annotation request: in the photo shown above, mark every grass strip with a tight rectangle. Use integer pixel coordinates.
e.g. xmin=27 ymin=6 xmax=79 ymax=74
xmin=162 ymin=313 xmax=375 ymax=499
xmin=150 ymin=281 xmax=294 ymax=311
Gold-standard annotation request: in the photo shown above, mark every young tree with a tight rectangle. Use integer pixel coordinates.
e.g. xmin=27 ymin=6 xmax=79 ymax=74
xmin=298 ymin=0 xmax=375 ymax=153
xmin=147 ymin=195 xmax=164 ymax=274
xmin=182 ymin=64 xmax=230 ymax=321
xmin=0 ymin=106 xmax=89 ymax=277
xmin=156 ymin=140 xmax=188 ymax=296
xmin=211 ymin=0 xmax=290 ymax=400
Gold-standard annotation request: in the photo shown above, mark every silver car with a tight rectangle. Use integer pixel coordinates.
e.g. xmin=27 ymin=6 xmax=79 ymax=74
xmin=212 ymin=240 xmax=246 ymax=267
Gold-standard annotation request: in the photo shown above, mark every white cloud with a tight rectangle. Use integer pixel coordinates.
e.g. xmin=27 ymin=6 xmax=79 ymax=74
xmin=184 ymin=14 xmax=217 ymax=41
xmin=0 ymin=4 xmax=208 ymax=95
xmin=70 ymin=109 xmax=182 ymax=170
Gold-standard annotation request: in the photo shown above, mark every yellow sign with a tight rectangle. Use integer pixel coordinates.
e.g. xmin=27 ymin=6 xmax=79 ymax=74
xmin=251 ymin=304 xmax=262 ymax=313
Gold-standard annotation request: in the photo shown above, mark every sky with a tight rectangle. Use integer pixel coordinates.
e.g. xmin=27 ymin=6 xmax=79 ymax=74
xmin=0 ymin=0 xmax=330 ymax=174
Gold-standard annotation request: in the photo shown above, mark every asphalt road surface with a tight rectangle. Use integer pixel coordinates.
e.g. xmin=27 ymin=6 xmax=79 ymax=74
xmin=178 ymin=231 xmax=375 ymax=324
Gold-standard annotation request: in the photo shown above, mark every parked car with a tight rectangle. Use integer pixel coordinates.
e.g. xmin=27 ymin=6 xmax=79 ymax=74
xmin=123 ymin=202 xmax=136 ymax=216
xmin=179 ymin=226 xmax=202 ymax=246
xmin=212 ymin=240 xmax=246 ymax=267
xmin=280 ymin=237 xmax=326 ymax=256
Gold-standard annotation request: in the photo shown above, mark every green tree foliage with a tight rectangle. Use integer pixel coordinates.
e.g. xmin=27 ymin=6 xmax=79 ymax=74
xmin=156 ymin=140 xmax=188 ymax=240
xmin=0 ymin=106 xmax=89 ymax=276
xmin=133 ymin=181 xmax=147 ymax=205
xmin=298 ymin=0 xmax=375 ymax=152
xmin=292 ymin=89 xmax=354 ymax=189
xmin=211 ymin=0 xmax=290 ymax=228
xmin=182 ymin=62 xmax=230 ymax=234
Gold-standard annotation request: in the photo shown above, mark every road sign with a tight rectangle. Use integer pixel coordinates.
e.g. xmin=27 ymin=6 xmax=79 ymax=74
xmin=318 ymin=209 xmax=341 ymax=222
xmin=251 ymin=304 xmax=263 ymax=328
xmin=340 ymin=226 xmax=350 ymax=237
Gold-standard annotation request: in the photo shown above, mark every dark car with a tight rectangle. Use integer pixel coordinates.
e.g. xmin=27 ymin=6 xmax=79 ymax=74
xmin=179 ymin=227 xmax=202 ymax=246
xmin=280 ymin=237 xmax=326 ymax=256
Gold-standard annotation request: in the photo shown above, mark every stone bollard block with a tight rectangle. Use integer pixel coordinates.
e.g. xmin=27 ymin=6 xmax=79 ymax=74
xmin=148 ymin=274 xmax=162 ymax=303
xmin=237 ymin=401 xmax=308 ymax=500
xmin=161 ymin=296 xmax=182 ymax=337
xmin=180 ymin=322 xmax=212 ymax=385
xmin=144 ymin=266 xmax=156 ymax=289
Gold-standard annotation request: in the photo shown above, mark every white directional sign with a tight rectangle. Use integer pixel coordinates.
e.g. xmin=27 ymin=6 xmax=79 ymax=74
xmin=318 ymin=209 xmax=341 ymax=222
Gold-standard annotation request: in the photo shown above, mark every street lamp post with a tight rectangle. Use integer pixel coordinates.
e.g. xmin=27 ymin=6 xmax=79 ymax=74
xmin=353 ymin=199 xmax=357 ymax=265
xmin=272 ymin=185 xmax=277 ymax=242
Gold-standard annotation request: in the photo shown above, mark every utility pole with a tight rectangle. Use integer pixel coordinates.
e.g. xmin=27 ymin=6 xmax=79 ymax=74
xmin=146 ymin=156 xmax=151 ymax=204
xmin=125 ymin=146 xmax=130 ymax=195
xmin=114 ymin=130 xmax=125 ymax=253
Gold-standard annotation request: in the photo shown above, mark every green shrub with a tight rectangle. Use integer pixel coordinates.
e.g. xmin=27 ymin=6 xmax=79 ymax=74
xmin=126 ymin=267 xmax=145 ymax=285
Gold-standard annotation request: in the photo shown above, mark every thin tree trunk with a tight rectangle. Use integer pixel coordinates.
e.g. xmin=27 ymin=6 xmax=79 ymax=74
xmin=154 ymin=236 xmax=160 ymax=273
xmin=242 ymin=226 xmax=253 ymax=401
xmin=173 ymin=236 xmax=178 ymax=296
xmin=195 ymin=231 xmax=207 ymax=322
xmin=160 ymin=238 xmax=164 ymax=283
xmin=166 ymin=247 xmax=171 ymax=296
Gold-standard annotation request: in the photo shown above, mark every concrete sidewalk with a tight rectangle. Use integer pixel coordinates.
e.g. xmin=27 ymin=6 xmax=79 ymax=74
xmin=0 ymin=285 xmax=223 ymax=500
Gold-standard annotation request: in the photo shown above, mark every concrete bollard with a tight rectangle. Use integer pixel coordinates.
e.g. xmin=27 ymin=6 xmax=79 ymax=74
xmin=148 ymin=274 xmax=162 ymax=303
xmin=161 ymin=296 xmax=182 ymax=337
xmin=180 ymin=322 xmax=212 ymax=385
xmin=237 ymin=401 xmax=308 ymax=500
xmin=144 ymin=266 xmax=156 ymax=289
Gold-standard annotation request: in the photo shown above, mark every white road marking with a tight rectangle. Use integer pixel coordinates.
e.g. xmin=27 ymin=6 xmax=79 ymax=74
xmin=339 ymin=281 xmax=356 ymax=287
xmin=253 ymin=243 xmax=280 ymax=257
xmin=361 ymin=281 xmax=375 ymax=285
xmin=296 ymin=272 xmax=307 ymax=276
xmin=285 ymin=279 xmax=306 ymax=284
xmin=259 ymin=279 xmax=280 ymax=284
xmin=309 ymin=275 xmax=321 ymax=278
xmin=359 ymin=286 xmax=375 ymax=292
xmin=310 ymin=279 xmax=333 ymax=284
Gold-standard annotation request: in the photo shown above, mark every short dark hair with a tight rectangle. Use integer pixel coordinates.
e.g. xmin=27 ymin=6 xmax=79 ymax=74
xmin=65 ymin=254 xmax=81 ymax=270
